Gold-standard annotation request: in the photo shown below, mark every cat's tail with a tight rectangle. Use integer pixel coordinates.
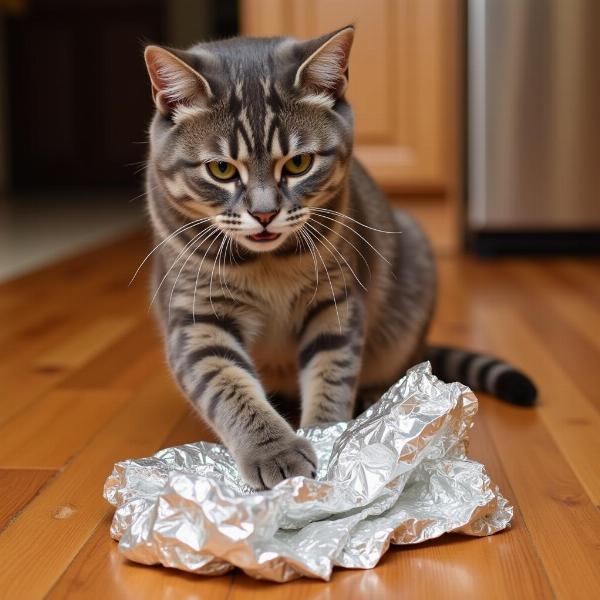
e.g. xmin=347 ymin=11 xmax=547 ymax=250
xmin=425 ymin=346 xmax=537 ymax=406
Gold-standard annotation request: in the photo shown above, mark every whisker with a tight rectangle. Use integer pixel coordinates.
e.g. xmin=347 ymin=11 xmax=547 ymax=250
xmin=298 ymin=228 xmax=319 ymax=305
xmin=218 ymin=236 xmax=236 ymax=302
xmin=304 ymin=228 xmax=341 ymax=332
xmin=149 ymin=223 xmax=214 ymax=310
xmin=228 ymin=236 xmax=241 ymax=267
xmin=309 ymin=207 xmax=403 ymax=234
xmin=209 ymin=233 xmax=227 ymax=317
xmin=192 ymin=229 xmax=222 ymax=321
xmin=167 ymin=224 xmax=218 ymax=319
xmin=306 ymin=216 xmax=371 ymax=278
xmin=293 ymin=231 xmax=301 ymax=255
xmin=305 ymin=223 xmax=350 ymax=316
xmin=129 ymin=215 xmax=214 ymax=285
xmin=307 ymin=212 xmax=393 ymax=269
xmin=305 ymin=221 xmax=368 ymax=292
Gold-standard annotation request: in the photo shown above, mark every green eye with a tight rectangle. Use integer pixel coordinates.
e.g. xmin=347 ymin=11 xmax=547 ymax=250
xmin=283 ymin=153 xmax=313 ymax=176
xmin=207 ymin=161 xmax=238 ymax=181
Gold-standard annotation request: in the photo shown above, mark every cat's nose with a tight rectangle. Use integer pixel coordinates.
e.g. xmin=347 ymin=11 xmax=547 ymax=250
xmin=249 ymin=210 xmax=279 ymax=226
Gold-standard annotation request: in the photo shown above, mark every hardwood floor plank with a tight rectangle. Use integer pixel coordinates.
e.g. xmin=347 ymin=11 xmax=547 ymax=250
xmin=0 ymin=373 xmax=187 ymax=600
xmin=56 ymin=319 xmax=160 ymax=390
xmin=433 ymin=259 xmax=600 ymax=502
xmin=456 ymin=259 xmax=600 ymax=411
xmin=35 ymin=317 xmax=138 ymax=370
xmin=550 ymin=259 xmax=600 ymax=303
xmin=431 ymin=260 xmax=600 ymax=597
xmin=0 ymin=364 xmax=67 ymax=426
xmin=479 ymin=397 xmax=600 ymax=598
xmin=0 ymin=389 xmax=131 ymax=469
xmin=0 ymin=300 xmax=147 ymax=426
xmin=161 ymin=408 xmax=217 ymax=448
xmin=0 ymin=234 xmax=148 ymax=350
xmin=0 ymin=469 xmax=56 ymax=531
xmin=477 ymin=306 xmax=600 ymax=505
xmin=46 ymin=514 xmax=233 ymax=600
xmin=516 ymin=261 xmax=600 ymax=358
xmin=108 ymin=347 xmax=168 ymax=390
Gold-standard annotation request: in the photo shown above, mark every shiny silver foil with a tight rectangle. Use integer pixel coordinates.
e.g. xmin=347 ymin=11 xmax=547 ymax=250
xmin=104 ymin=362 xmax=512 ymax=581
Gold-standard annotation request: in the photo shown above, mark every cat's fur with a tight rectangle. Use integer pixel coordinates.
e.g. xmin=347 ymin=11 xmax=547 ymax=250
xmin=143 ymin=26 xmax=536 ymax=489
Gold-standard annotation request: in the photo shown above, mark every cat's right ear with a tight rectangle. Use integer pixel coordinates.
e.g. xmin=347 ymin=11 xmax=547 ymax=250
xmin=144 ymin=46 xmax=212 ymax=117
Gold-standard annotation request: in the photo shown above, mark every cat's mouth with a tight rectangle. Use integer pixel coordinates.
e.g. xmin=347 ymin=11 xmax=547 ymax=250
xmin=247 ymin=231 xmax=281 ymax=242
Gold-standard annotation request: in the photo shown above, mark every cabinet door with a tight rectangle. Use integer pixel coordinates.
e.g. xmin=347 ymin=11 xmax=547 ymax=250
xmin=241 ymin=0 xmax=458 ymax=192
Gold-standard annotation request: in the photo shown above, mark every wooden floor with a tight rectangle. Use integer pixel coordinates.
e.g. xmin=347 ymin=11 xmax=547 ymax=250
xmin=1 ymin=232 xmax=599 ymax=599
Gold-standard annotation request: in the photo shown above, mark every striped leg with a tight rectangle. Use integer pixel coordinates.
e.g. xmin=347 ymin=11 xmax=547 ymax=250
xmin=298 ymin=297 xmax=364 ymax=427
xmin=167 ymin=309 xmax=317 ymax=489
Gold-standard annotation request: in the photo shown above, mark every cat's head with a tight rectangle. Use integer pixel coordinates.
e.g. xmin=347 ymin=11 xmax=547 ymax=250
xmin=144 ymin=26 xmax=354 ymax=253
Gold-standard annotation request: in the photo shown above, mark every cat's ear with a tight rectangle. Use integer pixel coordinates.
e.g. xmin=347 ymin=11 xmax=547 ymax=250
xmin=294 ymin=25 xmax=354 ymax=99
xmin=144 ymin=45 xmax=212 ymax=116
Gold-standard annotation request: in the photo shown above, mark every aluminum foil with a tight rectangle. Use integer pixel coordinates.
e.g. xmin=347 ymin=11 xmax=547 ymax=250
xmin=104 ymin=362 xmax=512 ymax=581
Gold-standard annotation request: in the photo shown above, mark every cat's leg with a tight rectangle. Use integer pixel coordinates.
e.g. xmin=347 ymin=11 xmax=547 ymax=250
xmin=298 ymin=297 xmax=364 ymax=427
xmin=167 ymin=309 xmax=317 ymax=489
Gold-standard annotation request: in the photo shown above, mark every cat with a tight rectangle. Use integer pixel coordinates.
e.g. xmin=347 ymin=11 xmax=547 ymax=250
xmin=142 ymin=25 xmax=536 ymax=489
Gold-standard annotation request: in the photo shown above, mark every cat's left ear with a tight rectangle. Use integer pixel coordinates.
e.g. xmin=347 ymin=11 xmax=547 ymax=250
xmin=294 ymin=25 xmax=354 ymax=98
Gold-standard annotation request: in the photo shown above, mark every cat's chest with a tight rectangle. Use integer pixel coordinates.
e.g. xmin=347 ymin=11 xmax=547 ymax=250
xmin=249 ymin=315 xmax=299 ymax=395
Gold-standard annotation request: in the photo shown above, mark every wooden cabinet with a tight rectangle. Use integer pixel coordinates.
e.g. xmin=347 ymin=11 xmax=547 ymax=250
xmin=240 ymin=0 xmax=462 ymax=252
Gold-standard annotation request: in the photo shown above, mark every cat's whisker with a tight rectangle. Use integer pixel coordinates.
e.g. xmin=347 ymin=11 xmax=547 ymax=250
xmin=306 ymin=216 xmax=371 ymax=278
xmin=192 ymin=228 xmax=222 ymax=320
xmin=167 ymin=224 xmax=219 ymax=319
xmin=307 ymin=212 xmax=394 ymax=269
xmin=149 ymin=223 xmax=218 ymax=311
xmin=310 ymin=207 xmax=403 ymax=235
xmin=305 ymin=221 xmax=368 ymax=293
xmin=129 ymin=215 xmax=214 ymax=285
xmin=228 ymin=235 xmax=241 ymax=267
xmin=125 ymin=159 xmax=149 ymax=176
xmin=305 ymin=223 xmax=350 ymax=316
xmin=128 ymin=186 xmax=154 ymax=205
xmin=304 ymin=228 xmax=342 ymax=332
xmin=298 ymin=228 xmax=319 ymax=305
xmin=209 ymin=233 xmax=227 ymax=317
xmin=293 ymin=231 xmax=302 ymax=255
xmin=218 ymin=236 xmax=236 ymax=302
xmin=215 ymin=236 xmax=226 ymax=299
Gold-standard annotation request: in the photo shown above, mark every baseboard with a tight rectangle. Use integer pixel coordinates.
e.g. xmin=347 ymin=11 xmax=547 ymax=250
xmin=468 ymin=230 xmax=600 ymax=256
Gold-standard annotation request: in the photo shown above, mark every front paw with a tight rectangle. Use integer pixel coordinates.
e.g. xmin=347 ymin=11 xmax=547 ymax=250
xmin=237 ymin=435 xmax=318 ymax=490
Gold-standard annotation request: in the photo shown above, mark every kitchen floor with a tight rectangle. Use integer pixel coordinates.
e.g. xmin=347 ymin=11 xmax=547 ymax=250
xmin=0 ymin=232 xmax=599 ymax=599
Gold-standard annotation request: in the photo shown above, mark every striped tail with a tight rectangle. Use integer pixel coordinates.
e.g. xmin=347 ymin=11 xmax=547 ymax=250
xmin=426 ymin=346 xmax=537 ymax=407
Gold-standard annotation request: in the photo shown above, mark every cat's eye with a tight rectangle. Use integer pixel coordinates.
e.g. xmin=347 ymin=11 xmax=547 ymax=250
xmin=283 ymin=153 xmax=313 ymax=176
xmin=207 ymin=161 xmax=238 ymax=181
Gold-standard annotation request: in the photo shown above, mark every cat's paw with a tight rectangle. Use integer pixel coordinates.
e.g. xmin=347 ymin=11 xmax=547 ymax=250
xmin=238 ymin=435 xmax=318 ymax=490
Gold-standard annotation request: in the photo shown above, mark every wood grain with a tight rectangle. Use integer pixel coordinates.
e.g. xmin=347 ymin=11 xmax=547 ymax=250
xmin=1 ymin=235 xmax=599 ymax=599
xmin=0 ymin=469 xmax=56 ymax=531
xmin=0 ymin=372 xmax=187 ymax=600
xmin=0 ymin=389 xmax=131 ymax=469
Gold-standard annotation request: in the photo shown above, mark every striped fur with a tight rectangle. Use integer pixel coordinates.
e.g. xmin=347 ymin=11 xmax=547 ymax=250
xmin=142 ymin=27 xmax=536 ymax=489
xmin=427 ymin=347 xmax=537 ymax=406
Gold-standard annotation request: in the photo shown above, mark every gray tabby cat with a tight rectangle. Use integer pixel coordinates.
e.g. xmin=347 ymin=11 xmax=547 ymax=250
xmin=142 ymin=26 xmax=536 ymax=489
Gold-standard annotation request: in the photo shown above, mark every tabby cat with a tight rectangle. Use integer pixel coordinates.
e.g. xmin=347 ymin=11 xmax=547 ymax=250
xmin=142 ymin=26 xmax=536 ymax=489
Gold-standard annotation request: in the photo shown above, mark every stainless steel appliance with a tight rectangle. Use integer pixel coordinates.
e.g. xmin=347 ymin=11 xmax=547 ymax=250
xmin=468 ymin=0 xmax=600 ymax=252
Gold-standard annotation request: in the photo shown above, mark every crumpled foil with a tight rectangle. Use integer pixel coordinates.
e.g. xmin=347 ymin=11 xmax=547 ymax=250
xmin=104 ymin=362 xmax=512 ymax=582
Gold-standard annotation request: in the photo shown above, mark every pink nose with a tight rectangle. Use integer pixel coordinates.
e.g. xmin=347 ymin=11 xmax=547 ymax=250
xmin=250 ymin=210 xmax=279 ymax=226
